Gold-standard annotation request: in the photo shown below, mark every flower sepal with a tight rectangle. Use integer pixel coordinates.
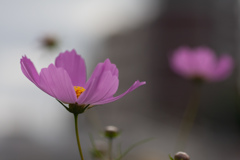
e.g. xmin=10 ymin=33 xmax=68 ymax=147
xmin=68 ymin=103 xmax=90 ymax=115
xmin=56 ymin=99 xmax=90 ymax=115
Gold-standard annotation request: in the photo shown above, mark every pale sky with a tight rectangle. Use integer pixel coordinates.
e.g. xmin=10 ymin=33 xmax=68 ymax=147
xmin=0 ymin=0 xmax=160 ymax=142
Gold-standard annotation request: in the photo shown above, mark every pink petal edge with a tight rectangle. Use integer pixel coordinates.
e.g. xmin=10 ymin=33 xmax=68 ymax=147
xmin=21 ymin=56 xmax=77 ymax=104
xmin=77 ymin=59 xmax=119 ymax=104
xmin=92 ymin=80 xmax=146 ymax=105
xmin=55 ymin=49 xmax=87 ymax=87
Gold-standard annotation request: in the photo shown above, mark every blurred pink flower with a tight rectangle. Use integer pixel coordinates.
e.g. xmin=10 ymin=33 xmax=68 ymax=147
xmin=21 ymin=49 xmax=145 ymax=110
xmin=170 ymin=46 xmax=234 ymax=82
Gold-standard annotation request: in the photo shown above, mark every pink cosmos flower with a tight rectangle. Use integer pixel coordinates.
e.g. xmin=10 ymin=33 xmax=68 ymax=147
xmin=170 ymin=46 xmax=234 ymax=82
xmin=21 ymin=49 xmax=145 ymax=113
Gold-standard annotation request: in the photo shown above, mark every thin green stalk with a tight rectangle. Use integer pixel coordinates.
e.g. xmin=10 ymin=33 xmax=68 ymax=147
xmin=116 ymin=138 xmax=154 ymax=160
xmin=175 ymin=82 xmax=202 ymax=151
xmin=108 ymin=138 xmax=113 ymax=160
xmin=74 ymin=114 xmax=84 ymax=160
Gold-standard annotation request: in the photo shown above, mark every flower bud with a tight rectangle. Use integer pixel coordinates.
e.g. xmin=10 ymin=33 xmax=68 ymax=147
xmin=41 ymin=34 xmax=58 ymax=49
xmin=104 ymin=125 xmax=119 ymax=139
xmin=174 ymin=151 xmax=190 ymax=160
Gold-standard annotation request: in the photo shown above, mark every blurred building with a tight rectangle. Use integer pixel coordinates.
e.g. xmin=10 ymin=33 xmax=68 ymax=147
xmin=94 ymin=1 xmax=240 ymax=160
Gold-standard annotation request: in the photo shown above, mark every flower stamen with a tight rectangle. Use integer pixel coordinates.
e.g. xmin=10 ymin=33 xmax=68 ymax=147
xmin=74 ymin=86 xmax=85 ymax=98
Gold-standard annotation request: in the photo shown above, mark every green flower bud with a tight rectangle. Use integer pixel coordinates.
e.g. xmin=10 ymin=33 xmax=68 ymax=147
xmin=104 ymin=125 xmax=119 ymax=139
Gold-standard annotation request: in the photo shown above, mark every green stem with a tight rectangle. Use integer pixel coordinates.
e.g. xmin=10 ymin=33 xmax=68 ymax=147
xmin=74 ymin=114 xmax=84 ymax=160
xmin=108 ymin=138 xmax=113 ymax=160
xmin=175 ymin=82 xmax=202 ymax=151
xmin=116 ymin=138 xmax=153 ymax=160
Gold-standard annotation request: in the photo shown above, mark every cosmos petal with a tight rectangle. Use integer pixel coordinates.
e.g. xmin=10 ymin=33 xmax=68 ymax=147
xmin=88 ymin=59 xmax=118 ymax=83
xmin=192 ymin=47 xmax=216 ymax=77
xmin=92 ymin=80 xmax=146 ymax=105
xmin=77 ymin=59 xmax=119 ymax=104
xmin=212 ymin=55 xmax=234 ymax=81
xmin=20 ymin=56 xmax=40 ymax=86
xmin=83 ymin=72 xmax=119 ymax=104
xmin=77 ymin=78 xmax=96 ymax=104
xmin=39 ymin=64 xmax=77 ymax=103
xmin=97 ymin=76 xmax=119 ymax=100
xmin=55 ymin=49 xmax=87 ymax=87
xmin=170 ymin=47 xmax=194 ymax=77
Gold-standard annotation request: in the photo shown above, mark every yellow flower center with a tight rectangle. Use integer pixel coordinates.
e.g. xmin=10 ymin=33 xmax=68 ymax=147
xmin=74 ymin=86 xmax=85 ymax=98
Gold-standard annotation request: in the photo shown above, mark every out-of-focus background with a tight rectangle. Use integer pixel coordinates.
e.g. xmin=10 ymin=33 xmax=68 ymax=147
xmin=1 ymin=0 xmax=240 ymax=159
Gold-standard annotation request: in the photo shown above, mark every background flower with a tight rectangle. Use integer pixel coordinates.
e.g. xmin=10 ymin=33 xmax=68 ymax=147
xmin=169 ymin=46 xmax=234 ymax=82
